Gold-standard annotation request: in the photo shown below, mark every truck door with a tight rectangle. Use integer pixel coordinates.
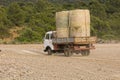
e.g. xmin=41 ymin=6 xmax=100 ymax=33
xmin=44 ymin=33 xmax=49 ymax=50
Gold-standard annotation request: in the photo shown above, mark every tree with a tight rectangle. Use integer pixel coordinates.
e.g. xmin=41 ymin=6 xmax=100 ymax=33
xmin=0 ymin=6 xmax=10 ymax=39
xmin=0 ymin=22 xmax=10 ymax=39
xmin=89 ymin=0 xmax=106 ymax=20
xmin=7 ymin=2 xmax=25 ymax=26
xmin=91 ymin=15 xmax=111 ymax=37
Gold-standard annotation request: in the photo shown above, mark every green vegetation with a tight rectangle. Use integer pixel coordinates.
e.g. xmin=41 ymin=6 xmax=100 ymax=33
xmin=0 ymin=0 xmax=120 ymax=43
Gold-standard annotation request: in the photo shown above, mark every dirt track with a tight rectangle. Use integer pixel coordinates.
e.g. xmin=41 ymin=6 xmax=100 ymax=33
xmin=0 ymin=44 xmax=120 ymax=80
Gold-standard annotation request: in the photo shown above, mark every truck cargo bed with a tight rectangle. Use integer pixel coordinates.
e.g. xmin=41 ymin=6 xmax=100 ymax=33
xmin=52 ymin=37 xmax=96 ymax=44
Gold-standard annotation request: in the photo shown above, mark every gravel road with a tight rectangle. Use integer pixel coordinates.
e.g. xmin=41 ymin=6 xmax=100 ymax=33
xmin=0 ymin=44 xmax=120 ymax=80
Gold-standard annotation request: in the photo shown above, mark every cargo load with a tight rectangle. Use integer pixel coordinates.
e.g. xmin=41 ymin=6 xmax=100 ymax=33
xmin=56 ymin=11 xmax=69 ymax=38
xmin=69 ymin=9 xmax=90 ymax=38
xmin=56 ymin=9 xmax=90 ymax=42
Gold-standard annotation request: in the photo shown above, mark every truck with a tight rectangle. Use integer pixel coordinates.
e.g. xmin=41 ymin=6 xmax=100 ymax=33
xmin=43 ymin=31 xmax=96 ymax=57
xmin=43 ymin=10 xmax=96 ymax=57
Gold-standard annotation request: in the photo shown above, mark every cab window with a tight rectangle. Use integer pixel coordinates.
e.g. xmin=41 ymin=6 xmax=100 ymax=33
xmin=51 ymin=34 xmax=54 ymax=39
xmin=45 ymin=34 xmax=49 ymax=39
xmin=51 ymin=32 xmax=56 ymax=39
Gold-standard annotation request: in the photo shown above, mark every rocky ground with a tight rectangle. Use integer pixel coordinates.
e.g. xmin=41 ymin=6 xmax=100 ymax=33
xmin=0 ymin=44 xmax=120 ymax=80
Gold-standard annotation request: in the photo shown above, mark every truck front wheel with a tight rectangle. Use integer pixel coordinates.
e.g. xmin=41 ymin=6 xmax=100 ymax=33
xmin=47 ymin=48 xmax=52 ymax=55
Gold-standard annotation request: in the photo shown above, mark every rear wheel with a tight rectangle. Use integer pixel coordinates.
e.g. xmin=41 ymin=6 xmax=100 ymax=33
xmin=81 ymin=50 xmax=90 ymax=56
xmin=86 ymin=50 xmax=90 ymax=56
xmin=47 ymin=48 xmax=52 ymax=55
xmin=75 ymin=51 xmax=80 ymax=54
xmin=81 ymin=51 xmax=85 ymax=56
xmin=64 ymin=48 xmax=73 ymax=57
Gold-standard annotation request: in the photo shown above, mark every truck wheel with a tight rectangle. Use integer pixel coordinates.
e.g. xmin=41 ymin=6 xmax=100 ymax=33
xmin=81 ymin=51 xmax=85 ymax=56
xmin=81 ymin=50 xmax=90 ymax=56
xmin=47 ymin=48 xmax=52 ymax=55
xmin=76 ymin=51 xmax=79 ymax=54
xmin=64 ymin=48 xmax=73 ymax=57
xmin=86 ymin=50 xmax=90 ymax=56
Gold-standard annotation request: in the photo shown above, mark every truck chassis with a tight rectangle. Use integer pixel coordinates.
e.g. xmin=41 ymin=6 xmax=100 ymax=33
xmin=53 ymin=43 xmax=95 ymax=57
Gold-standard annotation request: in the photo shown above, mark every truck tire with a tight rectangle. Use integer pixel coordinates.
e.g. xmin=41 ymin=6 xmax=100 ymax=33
xmin=75 ymin=51 xmax=80 ymax=54
xmin=81 ymin=50 xmax=90 ymax=56
xmin=81 ymin=51 xmax=85 ymax=56
xmin=86 ymin=50 xmax=90 ymax=56
xmin=47 ymin=48 xmax=52 ymax=55
xmin=64 ymin=48 xmax=73 ymax=57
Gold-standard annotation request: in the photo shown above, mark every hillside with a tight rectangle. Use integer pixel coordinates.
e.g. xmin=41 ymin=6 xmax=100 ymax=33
xmin=0 ymin=0 xmax=98 ymax=5
xmin=0 ymin=0 xmax=37 ymax=5
xmin=0 ymin=0 xmax=120 ymax=43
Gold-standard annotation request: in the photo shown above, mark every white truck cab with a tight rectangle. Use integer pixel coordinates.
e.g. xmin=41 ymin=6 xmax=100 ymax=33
xmin=43 ymin=31 xmax=56 ymax=55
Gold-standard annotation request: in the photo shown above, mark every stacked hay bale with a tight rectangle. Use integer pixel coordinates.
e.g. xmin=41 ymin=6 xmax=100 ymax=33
xmin=69 ymin=9 xmax=90 ymax=37
xmin=56 ymin=11 xmax=69 ymax=38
